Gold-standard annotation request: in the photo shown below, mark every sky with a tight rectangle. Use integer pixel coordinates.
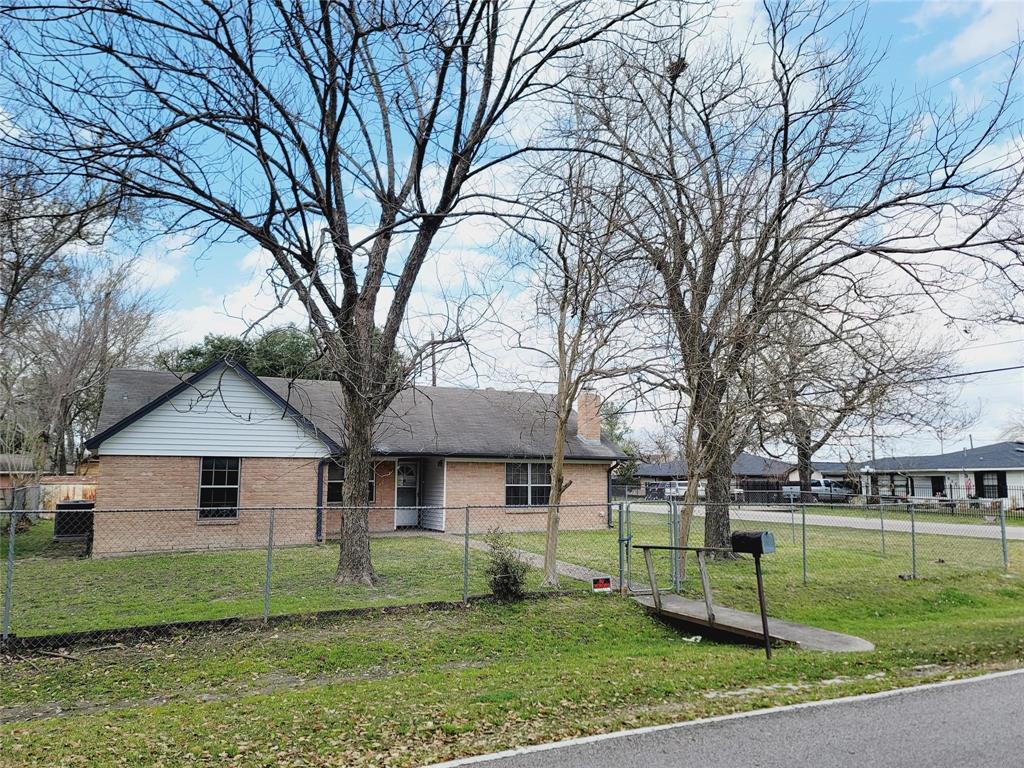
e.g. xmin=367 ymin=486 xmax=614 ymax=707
xmin=134 ymin=0 xmax=1024 ymax=463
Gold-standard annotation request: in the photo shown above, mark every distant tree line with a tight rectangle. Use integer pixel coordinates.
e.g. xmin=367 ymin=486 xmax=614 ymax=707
xmin=156 ymin=325 xmax=331 ymax=380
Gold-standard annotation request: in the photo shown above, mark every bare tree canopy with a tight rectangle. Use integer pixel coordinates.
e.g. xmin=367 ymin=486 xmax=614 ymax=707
xmin=505 ymin=150 xmax=651 ymax=584
xmin=1 ymin=257 xmax=159 ymax=475
xmin=0 ymin=0 xmax=656 ymax=582
xmin=571 ymin=0 xmax=1024 ymax=547
xmin=753 ymin=285 xmax=975 ymax=498
xmin=0 ymin=143 xmax=140 ymax=477
xmin=0 ymin=149 xmax=121 ymax=343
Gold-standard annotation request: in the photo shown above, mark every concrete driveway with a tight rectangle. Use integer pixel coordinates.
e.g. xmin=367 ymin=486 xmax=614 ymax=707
xmin=427 ymin=669 xmax=1024 ymax=768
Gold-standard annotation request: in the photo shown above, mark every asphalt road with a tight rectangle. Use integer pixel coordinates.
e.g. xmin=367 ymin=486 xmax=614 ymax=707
xmin=632 ymin=503 xmax=1024 ymax=540
xmin=429 ymin=670 xmax=1024 ymax=768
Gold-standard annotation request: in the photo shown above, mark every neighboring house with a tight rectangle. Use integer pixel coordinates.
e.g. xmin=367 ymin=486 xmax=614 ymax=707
xmin=786 ymin=461 xmax=863 ymax=492
xmin=84 ymin=359 xmax=624 ymax=555
xmin=0 ymin=453 xmax=35 ymax=508
xmin=862 ymin=441 xmax=1024 ymax=504
xmin=636 ymin=453 xmax=791 ymax=500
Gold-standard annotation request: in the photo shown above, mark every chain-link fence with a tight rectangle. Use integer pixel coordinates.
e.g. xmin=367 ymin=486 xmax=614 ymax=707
xmin=619 ymin=501 xmax=1017 ymax=600
xmin=0 ymin=502 xmax=617 ymax=651
xmin=1 ymin=497 xmax=1017 ymax=651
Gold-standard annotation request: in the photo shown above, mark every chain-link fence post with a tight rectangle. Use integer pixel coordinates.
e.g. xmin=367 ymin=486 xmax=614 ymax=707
xmin=2 ymin=511 xmax=15 ymax=642
xmin=617 ymin=502 xmax=626 ymax=595
xmin=671 ymin=500 xmax=681 ymax=593
xmin=463 ymin=506 xmax=470 ymax=603
xmin=910 ymin=502 xmax=917 ymax=579
xmin=879 ymin=502 xmax=886 ymax=556
xmin=262 ymin=507 xmax=276 ymax=621
xmin=625 ymin=501 xmax=633 ymax=592
xmin=789 ymin=498 xmax=796 ymax=545
xmin=801 ymin=504 xmax=808 ymax=585
xmin=1000 ymin=504 xmax=1009 ymax=573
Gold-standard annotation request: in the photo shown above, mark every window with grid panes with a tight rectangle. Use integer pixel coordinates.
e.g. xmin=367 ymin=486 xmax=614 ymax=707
xmin=505 ymin=462 xmax=552 ymax=505
xmin=198 ymin=457 xmax=240 ymax=519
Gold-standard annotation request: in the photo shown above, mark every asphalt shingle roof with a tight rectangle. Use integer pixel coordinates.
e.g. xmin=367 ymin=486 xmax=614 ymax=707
xmin=636 ymin=452 xmax=791 ymax=479
xmin=93 ymin=365 xmax=625 ymax=461
xmin=810 ymin=460 xmax=862 ymax=474
xmin=865 ymin=442 xmax=1024 ymax=472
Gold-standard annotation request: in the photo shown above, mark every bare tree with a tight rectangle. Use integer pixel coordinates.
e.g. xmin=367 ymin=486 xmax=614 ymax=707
xmin=0 ymin=151 xmax=120 ymax=343
xmin=0 ymin=146 xmax=125 ymax=477
xmin=6 ymin=260 xmax=158 ymax=474
xmin=573 ymin=0 xmax=1024 ymax=548
xmin=1000 ymin=412 xmax=1024 ymax=442
xmin=506 ymin=153 xmax=648 ymax=585
xmin=2 ymin=0 xmax=655 ymax=583
xmin=754 ymin=288 xmax=974 ymax=499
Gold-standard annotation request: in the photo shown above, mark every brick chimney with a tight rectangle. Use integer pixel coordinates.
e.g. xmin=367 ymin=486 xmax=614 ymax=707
xmin=577 ymin=390 xmax=602 ymax=443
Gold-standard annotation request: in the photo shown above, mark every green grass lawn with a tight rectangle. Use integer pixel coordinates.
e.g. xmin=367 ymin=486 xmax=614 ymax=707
xmin=2 ymin=582 xmax=1024 ymax=767
xmin=5 ymin=511 xmax=1016 ymax=639
xmin=2 ymin=515 xmax=1023 ymax=766
xmin=501 ymin=509 xmax=1017 ymax=612
xmin=1 ymin=519 xmax=584 ymax=637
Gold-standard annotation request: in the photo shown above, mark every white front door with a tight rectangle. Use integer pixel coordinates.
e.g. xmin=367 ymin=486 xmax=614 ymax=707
xmin=395 ymin=462 xmax=419 ymax=527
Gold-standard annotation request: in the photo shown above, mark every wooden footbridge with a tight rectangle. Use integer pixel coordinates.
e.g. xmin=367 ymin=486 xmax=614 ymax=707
xmin=632 ymin=541 xmax=874 ymax=655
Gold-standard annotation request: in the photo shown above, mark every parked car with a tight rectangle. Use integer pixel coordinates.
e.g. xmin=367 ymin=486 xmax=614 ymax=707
xmin=781 ymin=479 xmax=854 ymax=502
xmin=663 ymin=480 xmax=745 ymax=502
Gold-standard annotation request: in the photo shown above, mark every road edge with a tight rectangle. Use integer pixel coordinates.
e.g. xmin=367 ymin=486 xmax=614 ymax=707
xmin=424 ymin=667 xmax=1024 ymax=767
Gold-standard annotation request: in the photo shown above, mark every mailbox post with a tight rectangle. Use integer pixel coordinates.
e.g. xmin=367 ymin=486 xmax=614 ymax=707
xmin=731 ymin=531 xmax=776 ymax=660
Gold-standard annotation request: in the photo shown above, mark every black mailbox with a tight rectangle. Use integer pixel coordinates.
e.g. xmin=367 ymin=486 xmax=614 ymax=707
xmin=731 ymin=530 xmax=775 ymax=556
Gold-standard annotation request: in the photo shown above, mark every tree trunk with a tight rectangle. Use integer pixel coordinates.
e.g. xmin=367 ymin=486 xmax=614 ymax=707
xmin=543 ymin=414 xmax=569 ymax=587
xmin=53 ymin=404 xmax=68 ymax=475
xmin=703 ymin=444 xmax=733 ymax=551
xmin=335 ymin=387 xmax=377 ymax=586
xmin=693 ymin=391 xmax=733 ymax=551
xmin=795 ymin=420 xmax=814 ymax=504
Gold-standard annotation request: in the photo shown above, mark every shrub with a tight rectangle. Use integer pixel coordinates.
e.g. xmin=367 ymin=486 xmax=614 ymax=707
xmin=483 ymin=528 xmax=528 ymax=601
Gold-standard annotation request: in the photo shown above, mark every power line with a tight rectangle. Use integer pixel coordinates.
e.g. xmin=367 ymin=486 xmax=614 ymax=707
xmin=952 ymin=337 xmax=1024 ymax=354
xmin=904 ymin=42 xmax=1022 ymax=102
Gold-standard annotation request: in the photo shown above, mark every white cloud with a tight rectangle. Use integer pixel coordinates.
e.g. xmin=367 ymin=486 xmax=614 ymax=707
xmin=133 ymin=233 xmax=192 ymax=288
xmin=915 ymin=1 xmax=1024 ymax=72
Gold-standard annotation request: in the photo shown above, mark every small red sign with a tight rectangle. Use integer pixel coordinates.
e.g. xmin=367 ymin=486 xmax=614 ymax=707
xmin=592 ymin=577 xmax=612 ymax=593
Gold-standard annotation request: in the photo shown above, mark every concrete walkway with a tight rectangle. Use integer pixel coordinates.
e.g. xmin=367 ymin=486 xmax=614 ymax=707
xmin=456 ymin=534 xmax=621 ymax=588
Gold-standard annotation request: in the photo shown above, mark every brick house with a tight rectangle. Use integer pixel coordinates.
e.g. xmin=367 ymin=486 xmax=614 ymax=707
xmin=84 ymin=359 xmax=624 ymax=554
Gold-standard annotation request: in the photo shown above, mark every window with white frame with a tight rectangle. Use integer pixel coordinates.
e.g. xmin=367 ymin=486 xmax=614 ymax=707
xmin=198 ymin=457 xmax=240 ymax=519
xmin=981 ymin=472 xmax=999 ymax=499
xmin=327 ymin=462 xmax=375 ymax=504
xmin=505 ymin=462 xmax=552 ymax=506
